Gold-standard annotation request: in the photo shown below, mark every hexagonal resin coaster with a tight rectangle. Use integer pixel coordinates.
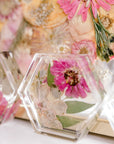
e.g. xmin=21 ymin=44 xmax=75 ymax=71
xmin=18 ymin=53 xmax=105 ymax=139
xmin=0 ymin=51 xmax=23 ymax=123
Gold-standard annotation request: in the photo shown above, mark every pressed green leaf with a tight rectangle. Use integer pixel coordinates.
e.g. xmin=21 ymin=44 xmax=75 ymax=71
xmin=56 ymin=115 xmax=81 ymax=128
xmin=47 ymin=63 xmax=55 ymax=87
xmin=65 ymin=101 xmax=94 ymax=114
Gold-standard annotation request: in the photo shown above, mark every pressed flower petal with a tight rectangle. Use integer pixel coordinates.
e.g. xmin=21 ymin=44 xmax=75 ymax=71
xmin=59 ymin=83 xmax=68 ymax=91
xmin=3 ymin=102 xmax=17 ymax=120
xmin=50 ymin=67 xmax=62 ymax=75
xmin=54 ymin=78 xmax=66 ymax=90
xmin=81 ymin=2 xmax=91 ymax=22
xmin=54 ymin=75 xmax=66 ymax=86
xmin=50 ymin=61 xmax=65 ymax=75
xmin=82 ymin=10 xmax=88 ymax=22
xmin=0 ymin=91 xmax=3 ymax=101
xmin=61 ymin=60 xmax=71 ymax=69
xmin=53 ymin=60 xmax=65 ymax=69
xmin=92 ymin=0 xmax=98 ymax=18
xmin=105 ymin=0 xmax=114 ymax=4
xmin=69 ymin=87 xmax=77 ymax=98
xmin=77 ymin=3 xmax=85 ymax=16
xmin=0 ymin=92 xmax=8 ymax=116
xmin=63 ymin=2 xmax=75 ymax=14
xmin=58 ymin=0 xmax=113 ymax=22
xmin=96 ymin=0 xmax=111 ymax=11
xmin=80 ymin=78 xmax=90 ymax=92
xmin=68 ymin=0 xmax=80 ymax=19
xmin=0 ymin=97 xmax=8 ymax=106
xmin=54 ymin=75 xmax=65 ymax=83
xmin=77 ymin=83 xmax=87 ymax=98
xmin=73 ymin=86 xmax=80 ymax=98
xmin=0 ymin=106 xmax=6 ymax=116
xmin=58 ymin=0 xmax=71 ymax=13
xmin=65 ymin=85 xmax=72 ymax=97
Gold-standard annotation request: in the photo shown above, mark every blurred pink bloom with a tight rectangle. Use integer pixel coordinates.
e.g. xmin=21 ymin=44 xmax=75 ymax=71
xmin=50 ymin=60 xmax=90 ymax=98
xmin=0 ymin=6 xmax=23 ymax=51
xmin=0 ymin=91 xmax=18 ymax=121
xmin=0 ymin=0 xmax=19 ymax=20
xmin=57 ymin=0 xmax=114 ymax=21
xmin=3 ymin=100 xmax=20 ymax=121
xmin=110 ymin=55 xmax=114 ymax=60
xmin=71 ymin=40 xmax=96 ymax=61
xmin=14 ymin=50 xmax=33 ymax=75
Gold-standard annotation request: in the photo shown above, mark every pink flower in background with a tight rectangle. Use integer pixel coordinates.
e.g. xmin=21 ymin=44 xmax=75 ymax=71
xmin=0 ymin=6 xmax=23 ymax=51
xmin=50 ymin=60 xmax=90 ymax=98
xmin=71 ymin=40 xmax=96 ymax=61
xmin=57 ymin=0 xmax=114 ymax=21
xmin=14 ymin=50 xmax=33 ymax=75
xmin=0 ymin=0 xmax=19 ymax=20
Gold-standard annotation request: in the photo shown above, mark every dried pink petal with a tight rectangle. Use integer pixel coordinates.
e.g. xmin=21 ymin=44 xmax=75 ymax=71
xmin=57 ymin=0 xmax=113 ymax=21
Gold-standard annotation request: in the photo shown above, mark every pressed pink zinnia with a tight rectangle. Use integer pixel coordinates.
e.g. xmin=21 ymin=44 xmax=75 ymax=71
xmin=50 ymin=60 xmax=90 ymax=98
xmin=71 ymin=40 xmax=96 ymax=61
xmin=57 ymin=0 xmax=114 ymax=21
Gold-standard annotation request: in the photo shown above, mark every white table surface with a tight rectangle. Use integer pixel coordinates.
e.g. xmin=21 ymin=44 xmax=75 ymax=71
xmin=0 ymin=119 xmax=113 ymax=144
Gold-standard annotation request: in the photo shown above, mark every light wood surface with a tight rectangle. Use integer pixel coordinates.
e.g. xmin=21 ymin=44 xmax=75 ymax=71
xmin=15 ymin=107 xmax=114 ymax=137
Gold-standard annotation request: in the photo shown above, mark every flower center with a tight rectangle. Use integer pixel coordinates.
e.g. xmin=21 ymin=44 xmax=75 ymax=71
xmin=82 ymin=0 xmax=88 ymax=2
xmin=79 ymin=47 xmax=88 ymax=54
xmin=64 ymin=70 xmax=79 ymax=86
xmin=101 ymin=16 xmax=111 ymax=28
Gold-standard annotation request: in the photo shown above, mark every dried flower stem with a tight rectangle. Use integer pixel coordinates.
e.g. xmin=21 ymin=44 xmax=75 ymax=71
xmin=90 ymin=7 xmax=114 ymax=61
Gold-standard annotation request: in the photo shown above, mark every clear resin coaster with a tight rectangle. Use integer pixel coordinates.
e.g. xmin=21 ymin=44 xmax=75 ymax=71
xmin=96 ymin=59 xmax=114 ymax=132
xmin=0 ymin=51 xmax=23 ymax=123
xmin=18 ymin=53 xmax=105 ymax=139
